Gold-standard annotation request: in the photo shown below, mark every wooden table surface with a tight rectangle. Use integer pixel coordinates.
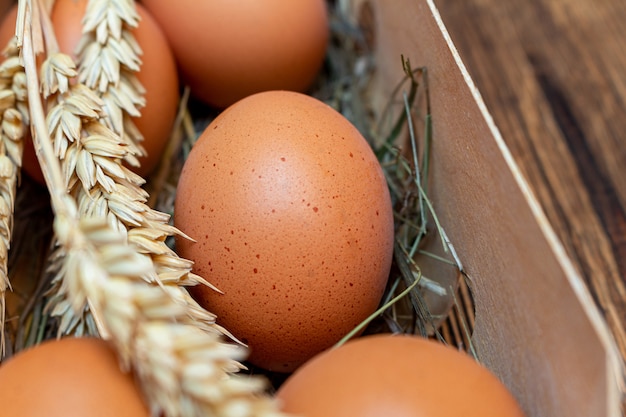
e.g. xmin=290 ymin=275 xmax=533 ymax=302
xmin=435 ymin=0 xmax=626 ymax=390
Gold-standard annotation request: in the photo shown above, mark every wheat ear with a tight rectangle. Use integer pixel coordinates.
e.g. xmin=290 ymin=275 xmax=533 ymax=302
xmin=77 ymin=0 xmax=146 ymax=168
xmin=33 ymin=0 xmax=226 ymax=348
xmin=42 ymin=0 xmax=218 ymax=336
xmin=0 ymin=38 xmax=28 ymax=354
xmin=19 ymin=1 xmax=287 ymax=415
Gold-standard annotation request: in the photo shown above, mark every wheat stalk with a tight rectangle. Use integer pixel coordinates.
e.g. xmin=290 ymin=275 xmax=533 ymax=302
xmin=41 ymin=0 xmax=215 ymax=337
xmin=12 ymin=0 xmax=288 ymax=415
xmin=0 ymin=38 xmax=28 ymax=354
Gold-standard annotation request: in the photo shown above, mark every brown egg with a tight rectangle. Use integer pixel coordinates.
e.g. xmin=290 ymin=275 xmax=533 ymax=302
xmin=0 ymin=0 xmax=179 ymax=182
xmin=277 ymin=334 xmax=527 ymax=417
xmin=175 ymin=90 xmax=394 ymax=372
xmin=0 ymin=337 xmax=149 ymax=417
xmin=140 ymin=0 xmax=329 ymax=108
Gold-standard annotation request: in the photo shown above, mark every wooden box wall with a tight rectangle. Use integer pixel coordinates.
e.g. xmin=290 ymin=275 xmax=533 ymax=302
xmin=344 ymin=1 xmax=623 ymax=416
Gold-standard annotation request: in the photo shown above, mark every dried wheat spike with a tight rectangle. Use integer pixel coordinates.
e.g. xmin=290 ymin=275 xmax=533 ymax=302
xmin=0 ymin=38 xmax=27 ymax=353
xmin=70 ymin=0 xmax=211 ymax=292
xmin=77 ymin=0 xmax=145 ymax=169
xmin=41 ymin=55 xmax=215 ymax=338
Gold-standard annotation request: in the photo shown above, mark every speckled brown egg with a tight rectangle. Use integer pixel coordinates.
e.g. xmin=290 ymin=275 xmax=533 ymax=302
xmin=0 ymin=337 xmax=149 ymax=417
xmin=277 ymin=334 xmax=527 ymax=417
xmin=174 ymin=90 xmax=394 ymax=372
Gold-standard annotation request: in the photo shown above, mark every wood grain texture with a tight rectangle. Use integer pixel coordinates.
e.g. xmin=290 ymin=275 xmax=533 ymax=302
xmin=435 ymin=0 xmax=626 ymax=386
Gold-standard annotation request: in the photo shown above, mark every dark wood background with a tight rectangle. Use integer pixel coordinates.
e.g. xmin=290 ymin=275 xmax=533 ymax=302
xmin=436 ymin=0 xmax=626 ymax=395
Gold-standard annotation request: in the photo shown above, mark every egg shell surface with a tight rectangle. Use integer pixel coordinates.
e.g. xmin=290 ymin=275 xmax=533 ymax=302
xmin=0 ymin=337 xmax=149 ymax=417
xmin=140 ymin=0 xmax=329 ymax=108
xmin=276 ymin=334 xmax=527 ymax=417
xmin=174 ymin=90 xmax=394 ymax=372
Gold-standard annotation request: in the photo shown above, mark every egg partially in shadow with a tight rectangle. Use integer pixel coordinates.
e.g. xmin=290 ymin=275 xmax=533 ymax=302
xmin=0 ymin=337 xmax=149 ymax=417
xmin=141 ymin=0 xmax=329 ymax=108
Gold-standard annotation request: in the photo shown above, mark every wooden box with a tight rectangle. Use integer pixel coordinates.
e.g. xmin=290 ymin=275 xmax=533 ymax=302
xmin=344 ymin=1 xmax=623 ymax=416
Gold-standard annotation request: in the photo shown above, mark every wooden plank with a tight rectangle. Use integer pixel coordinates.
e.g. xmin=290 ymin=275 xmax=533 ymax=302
xmin=435 ymin=0 xmax=626 ymax=376
xmin=344 ymin=1 xmax=623 ymax=416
